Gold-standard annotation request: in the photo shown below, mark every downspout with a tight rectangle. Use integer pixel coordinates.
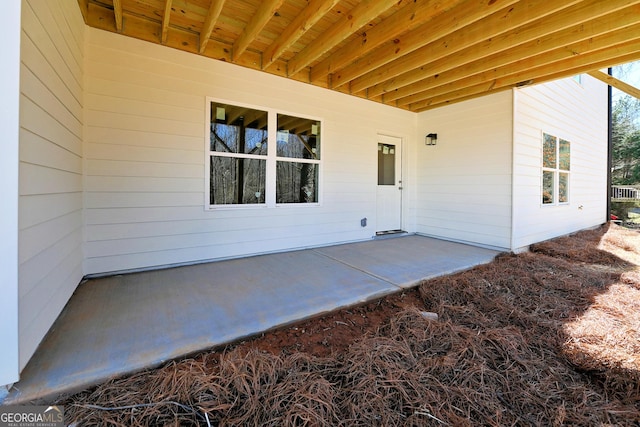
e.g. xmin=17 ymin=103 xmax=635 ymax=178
xmin=607 ymin=67 xmax=613 ymax=223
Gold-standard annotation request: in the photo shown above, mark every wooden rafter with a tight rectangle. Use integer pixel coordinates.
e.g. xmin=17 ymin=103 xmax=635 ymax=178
xmin=161 ymin=0 xmax=172 ymax=44
xmin=287 ymin=0 xmax=398 ymax=77
xmin=80 ymin=0 xmax=640 ymax=112
xmin=410 ymin=37 xmax=640 ymax=111
xmin=77 ymin=0 xmax=89 ymax=23
xmin=262 ymin=0 xmax=339 ymax=70
xmin=112 ymin=0 xmax=123 ymax=32
xmin=232 ymin=0 xmax=285 ymax=62
xmin=404 ymin=23 xmax=640 ymax=109
xmin=310 ymin=0 xmax=462 ymax=82
xmin=388 ymin=3 xmax=640 ymax=104
xmin=330 ymin=0 xmax=520 ymax=91
xmin=587 ymin=70 xmax=640 ymax=100
xmin=199 ymin=0 xmax=226 ymax=54
xmin=399 ymin=0 xmax=640 ymax=100
xmin=355 ymin=0 xmax=591 ymax=96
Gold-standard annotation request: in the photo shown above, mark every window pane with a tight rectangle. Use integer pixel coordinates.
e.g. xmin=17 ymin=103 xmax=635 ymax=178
xmin=276 ymin=114 xmax=320 ymax=160
xmin=210 ymin=102 xmax=268 ymax=155
xmin=543 ymin=133 xmax=556 ymax=168
xmin=378 ymin=143 xmax=395 ymax=185
xmin=210 ymin=157 xmax=266 ymax=205
xmin=276 ymin=161 xmax=318 ymax=203
xmin=542 ymin=171 xmax=554 ymax=204
xmin=559 ymin=139 xmax=570 ymax=171
xmin=559 ymin=172 xmax=569 ymax=203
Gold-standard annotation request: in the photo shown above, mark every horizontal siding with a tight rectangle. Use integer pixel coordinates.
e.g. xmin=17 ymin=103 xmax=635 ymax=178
xmin=512 ymin=76 xmax=607 ymax=249
xmin=18 ymin=0 xmax=84 ymax=370
xmin=414 ymin=91 xmax=513 ymax=250
xmin=84 ymin=28 xmax=415 ymax=275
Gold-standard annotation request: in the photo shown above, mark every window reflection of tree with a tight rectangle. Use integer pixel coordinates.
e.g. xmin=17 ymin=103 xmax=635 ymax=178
xmin=210 ymin=118 xmax=267 ymax=204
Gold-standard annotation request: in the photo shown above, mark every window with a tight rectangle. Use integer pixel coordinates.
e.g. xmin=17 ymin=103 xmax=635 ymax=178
xmin=206 ymin=100 xmax=321 ymax=208
xmin=209 ymin=102 xmax=268 ymax=205
xmin=542 ymin=133 xmax=570 ymax=205
xmin=276 ymin=114 xmax=320 ymax=203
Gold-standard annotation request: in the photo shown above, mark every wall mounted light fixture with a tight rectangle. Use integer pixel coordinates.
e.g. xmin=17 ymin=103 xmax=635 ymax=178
xmin=425 ymin=133 xmax=438 ymax=146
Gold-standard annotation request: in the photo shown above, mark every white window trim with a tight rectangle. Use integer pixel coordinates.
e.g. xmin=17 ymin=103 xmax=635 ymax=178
xmin=205 ymin=97 xmax=322 ymax=210
xmin=541 ymin=132 xmax=570 ymax=207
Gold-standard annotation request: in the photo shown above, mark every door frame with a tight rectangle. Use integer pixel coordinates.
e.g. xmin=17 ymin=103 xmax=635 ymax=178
xmin=375 ymin=133 xmax=404 ymax=233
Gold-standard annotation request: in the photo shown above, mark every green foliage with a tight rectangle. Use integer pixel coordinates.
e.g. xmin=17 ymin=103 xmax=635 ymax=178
xmin=611 ymin=95 xmax=640 ymax=185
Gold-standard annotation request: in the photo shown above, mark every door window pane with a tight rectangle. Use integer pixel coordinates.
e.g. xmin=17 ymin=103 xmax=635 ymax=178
xmin=378 ymin=143 xmax=395 ymax=185
xmin=210 ymin=157 xmax=266 ymax=205
xmin=542 ymin=171 xmax=554 ymax=204
xmin=276 ymin=162 xmax=318 ymax=203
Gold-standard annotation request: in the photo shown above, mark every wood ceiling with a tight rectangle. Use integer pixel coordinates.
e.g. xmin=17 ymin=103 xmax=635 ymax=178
xmin=78 ymin=0 xmax=640 ymax=112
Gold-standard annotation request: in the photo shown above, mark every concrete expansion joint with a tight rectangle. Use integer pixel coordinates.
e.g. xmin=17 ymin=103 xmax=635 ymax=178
xmin=312 ymin=249 xmax=404 ymax=290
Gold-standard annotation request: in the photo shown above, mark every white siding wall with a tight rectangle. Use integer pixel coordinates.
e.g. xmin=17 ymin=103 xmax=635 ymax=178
xmin=512 ymin=76 xmax=608 ymax=249
xmin=19 ymin=0 xmax=84 ymax=370
xmin=414 ymin=91 xmax=513 ymax=250
xmin=84 ymin=28 xmax=415 ymax=275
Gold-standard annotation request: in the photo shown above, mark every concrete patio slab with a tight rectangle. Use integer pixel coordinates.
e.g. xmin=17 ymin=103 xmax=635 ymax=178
xmin=3 ymin=235 xmax=499 ymax=405
xmin=316 ymin=235 xmax=500 ymax=287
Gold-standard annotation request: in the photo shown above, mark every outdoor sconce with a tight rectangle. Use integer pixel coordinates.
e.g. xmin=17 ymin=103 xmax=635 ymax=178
xmin=425 ymin=133 xmax=438 ymax=146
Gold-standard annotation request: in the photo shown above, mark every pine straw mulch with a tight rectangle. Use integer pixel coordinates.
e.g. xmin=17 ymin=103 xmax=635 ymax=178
xmin=61 ymin=223 xmax=640 ymax=426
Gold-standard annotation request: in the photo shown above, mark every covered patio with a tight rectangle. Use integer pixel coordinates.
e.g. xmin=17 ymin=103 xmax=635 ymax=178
xmin=3 ymin=235 xmax=499 ymax=404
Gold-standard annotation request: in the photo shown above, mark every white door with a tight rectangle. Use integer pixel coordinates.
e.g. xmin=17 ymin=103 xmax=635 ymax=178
xmin=376 ymin=135 xmax=402 ymax=233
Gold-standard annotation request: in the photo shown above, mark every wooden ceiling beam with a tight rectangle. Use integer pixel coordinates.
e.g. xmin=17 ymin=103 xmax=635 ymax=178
xmin=410 ymin=51 xmax=640 ymax=113
xmin=309 ymin=0 xmax=462 ymax=82
xmin=232 ymin=0 xmax=285 ymax=62
xmin=330 ymin=0 xmax=519 ymax=90
xmin=161 ymin=0 xmax=172 ymax=44
xmin=587 ymin=70 xmax=640 ymax=100
xmin=263 ymin=0 xmax=339 ymax=70
xmin=81 ymin=0 xmax=640 ymax=114
xmin=287 ymin=0 xmax=399 ymax=77
xmin=391 ymin=5 xmax=640 ymax=104
xmin=112 ymin=0 xmax=123 ymax=33
xmin=77 ymin=0 xmax=89 ymax=23
xmin=86 ymin=4 xmax=271 ymax=76
xmin=405 ymin=29 xmax=640 ymax=109
xmin=360 ymin=0 xmax=623 ymax=98
xmin=409 ymin=38 xmax=640 ymax=112
xmin=407 ymin=21 xmax=640 ymax=107
xmin=199 ymin=0 xmax=226 ymax=54
xmin=531 ymin=52 xmax=640 ymax=89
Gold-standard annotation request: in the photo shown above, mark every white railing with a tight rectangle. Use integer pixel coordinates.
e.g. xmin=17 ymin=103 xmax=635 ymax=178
xmin=612 ymin=185 xmax=640 ymax=200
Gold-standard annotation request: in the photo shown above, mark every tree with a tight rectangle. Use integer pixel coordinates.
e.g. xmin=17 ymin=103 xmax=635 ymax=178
xmin=611 ymin=95 xmax=640 ymax=185
xmin=611 ymin=61 xmax=640 ymax=185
